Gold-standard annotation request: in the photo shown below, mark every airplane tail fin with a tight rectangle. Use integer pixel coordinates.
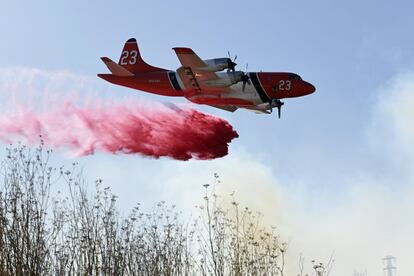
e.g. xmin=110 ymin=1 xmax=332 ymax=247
xmin=117 ymin=38 xmax=167 ymax=74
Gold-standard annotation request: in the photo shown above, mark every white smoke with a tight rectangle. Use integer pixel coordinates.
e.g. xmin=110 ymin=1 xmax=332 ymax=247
xmin=153 ymin=72 xmax=414 ymax=276
xmin=1 ymin=67 xmax=414 ymax=275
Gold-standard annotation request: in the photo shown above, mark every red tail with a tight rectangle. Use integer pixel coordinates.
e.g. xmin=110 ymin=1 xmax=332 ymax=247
xmin=118 ymin=38 xmax=167 ymax=73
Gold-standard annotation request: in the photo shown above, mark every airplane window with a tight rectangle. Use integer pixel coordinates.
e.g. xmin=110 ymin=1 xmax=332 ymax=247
xmin=289 ymin=74 xmax=302 ymax=80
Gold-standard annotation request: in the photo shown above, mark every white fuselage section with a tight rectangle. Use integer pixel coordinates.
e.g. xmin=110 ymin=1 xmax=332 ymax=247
xmin=174 ymin=71 xmax=265 ymax=106
xmin=224 ymin=80 xmax=264 ymax=105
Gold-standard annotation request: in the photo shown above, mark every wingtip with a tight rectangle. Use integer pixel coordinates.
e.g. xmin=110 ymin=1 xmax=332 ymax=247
xmin=173 ymin=47 xmax=194 ymax=54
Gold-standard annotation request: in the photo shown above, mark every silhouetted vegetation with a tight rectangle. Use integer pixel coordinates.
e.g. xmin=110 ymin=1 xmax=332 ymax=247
xmin=0 ymin=144 xmax=332 ymax=275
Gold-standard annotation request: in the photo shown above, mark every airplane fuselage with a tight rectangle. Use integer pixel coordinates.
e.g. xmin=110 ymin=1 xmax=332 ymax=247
xmin=98 ymin=71 xmax=315 ymax=108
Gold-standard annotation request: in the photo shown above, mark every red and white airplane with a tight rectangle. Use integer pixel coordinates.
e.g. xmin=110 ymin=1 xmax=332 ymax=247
xmin=98 ymin=38 xmax=315 ymax=117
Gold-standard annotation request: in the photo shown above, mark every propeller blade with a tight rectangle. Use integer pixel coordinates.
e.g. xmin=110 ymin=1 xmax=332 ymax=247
xmin=277 ymin=101 xmax=284 ymax=119
xmin=241 ymin=72 xmax=250 ymax=91
xmin=269 ymin=99 xmax=284 ymax=118
xmin=227 ymin=59 xmax=236 ymax=72
xmin=227 ymin=51 xmax=238 ymax=72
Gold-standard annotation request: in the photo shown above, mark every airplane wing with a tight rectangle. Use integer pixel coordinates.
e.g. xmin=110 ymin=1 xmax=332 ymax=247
xmin=208 ymin=104 xmax=270 ymax=114
xmin=173 ymin=47 xmax=207 ymax=69
xmin=173 ymin=47 xmax=226 ymax=93
xmin=243 ymin=107 xmax=272 ymax=114
xmin=208 ymin=105 xmax=238 ymax=112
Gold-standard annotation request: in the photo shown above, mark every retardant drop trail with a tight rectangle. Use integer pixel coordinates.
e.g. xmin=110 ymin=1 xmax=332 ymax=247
xmin=0 ymin=103 xmax=239 ymax=160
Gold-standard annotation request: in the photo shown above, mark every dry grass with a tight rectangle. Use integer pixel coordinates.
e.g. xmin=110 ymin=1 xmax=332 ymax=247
xmin=0 ymin=144 xmax=331 ymax=276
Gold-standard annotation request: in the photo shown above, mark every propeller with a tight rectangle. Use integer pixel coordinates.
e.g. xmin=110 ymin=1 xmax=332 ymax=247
xmin=227 ymin=51 xmax=237 ymax=72
xmin=276 ymin=101 xmax=284 ymax=119
xmin=270 ymin=99 xmax=284 ymax=118
xmin=241 ymin=64 xmax=251 ymax=92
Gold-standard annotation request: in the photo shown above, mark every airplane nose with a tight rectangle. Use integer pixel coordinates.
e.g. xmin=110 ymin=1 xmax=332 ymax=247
xmin=305 ymin=81 xmax=316 ymax=94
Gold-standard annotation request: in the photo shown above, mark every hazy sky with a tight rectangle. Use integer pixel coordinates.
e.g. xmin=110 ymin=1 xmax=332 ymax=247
xmin=1 ymin=1 xmax=414 ymax=275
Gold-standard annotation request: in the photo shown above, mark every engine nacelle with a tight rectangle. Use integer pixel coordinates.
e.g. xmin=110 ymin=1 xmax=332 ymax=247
xmin=201 ymin=71 xmax=244 ymax=87
xmin=195 ymin=58 xmax=231 ymax=72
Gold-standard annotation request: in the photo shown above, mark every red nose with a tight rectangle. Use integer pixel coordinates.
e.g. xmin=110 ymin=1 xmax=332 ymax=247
xmin=304 ymin=81 xmax=316 ymax=94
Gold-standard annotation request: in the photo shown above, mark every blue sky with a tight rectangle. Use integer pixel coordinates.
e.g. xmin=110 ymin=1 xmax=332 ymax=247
xmin=1 ymin=1 xmax=414 ymax=275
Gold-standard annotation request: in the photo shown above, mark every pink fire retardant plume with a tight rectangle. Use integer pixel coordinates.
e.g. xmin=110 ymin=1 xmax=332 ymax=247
xmin=0 ymin=103 xmax=239 ymax=160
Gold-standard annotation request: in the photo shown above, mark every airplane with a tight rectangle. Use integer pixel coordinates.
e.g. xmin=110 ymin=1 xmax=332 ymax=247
xmin=98 ymin=38 xmax=315 ymax=118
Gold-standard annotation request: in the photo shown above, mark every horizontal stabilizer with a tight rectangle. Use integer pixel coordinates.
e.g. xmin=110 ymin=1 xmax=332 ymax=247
xmin=100 ymin=57 xmax=134 ymax=76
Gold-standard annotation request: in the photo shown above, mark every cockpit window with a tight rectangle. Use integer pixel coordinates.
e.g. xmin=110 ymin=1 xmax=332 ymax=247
xmin=289 ymin=74 xmax=302 ymax=80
